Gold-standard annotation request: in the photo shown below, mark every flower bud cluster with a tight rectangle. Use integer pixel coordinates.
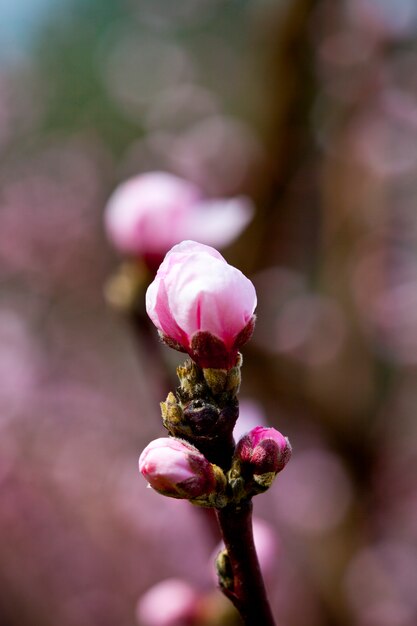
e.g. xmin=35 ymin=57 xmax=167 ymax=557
xmin=138 ymin=240 xmax=291 ymax=508
xmin=139 ymin=424 xmax=291 ymax=507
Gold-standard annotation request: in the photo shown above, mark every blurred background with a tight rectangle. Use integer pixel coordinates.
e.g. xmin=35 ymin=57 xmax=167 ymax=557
xmin=1 ymin=0 xmax=417 ymax=625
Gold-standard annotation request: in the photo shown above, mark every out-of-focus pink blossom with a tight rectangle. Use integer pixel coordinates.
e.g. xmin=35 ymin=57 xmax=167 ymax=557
xmin=352 ymin=247 xmax=417 ymax=364
xmin=165 ymin=115 xmax=264 ymax=195
xmin=250 ymin=517 xmax=280 ymax=580
xmin=105 ymin=172 xmax=200 ymax=258
xmin=102 ymin=34 xmax=195 ymax=119
xmin=349 ymin=108 xmax=417 ymax=177
xmin=252 ymin=267 xmax=347 ymax=365
xmin=0 ymin=310 xmax=39 ymax=413
xmin=104 ymin=172 xmax=253 ymax=267
xmin=348 ymin=0 xmax=417 ymax=40
xmin=275 ymin=448 xmax=353 ymax=533
xmin=0 ymin=137 xmax=105 ymax=291
xmin=344 ymin=541 xmax=417 ymax=625
xmin=139 ymin=437 xmax=215 ymax=500
xmin=136 ymin=578 xmax=199 ymax=626
xmin=234 ymin=426 xmax=292 ymax=476
xmin=146 ymin=240 xmax=256 ymax=369
xmin=274 ymin=294 xmax=347 ymax=365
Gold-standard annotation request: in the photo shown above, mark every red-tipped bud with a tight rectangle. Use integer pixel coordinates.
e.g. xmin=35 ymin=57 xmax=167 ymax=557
xmin=235 ymin=426 xmax=292 ymax=476
xmin=139 ymin=437 xmax=221 ymax=500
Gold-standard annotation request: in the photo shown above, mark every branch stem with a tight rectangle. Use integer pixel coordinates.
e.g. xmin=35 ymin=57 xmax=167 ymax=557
xmin=216 ymin=500 xmax=276 ymax=626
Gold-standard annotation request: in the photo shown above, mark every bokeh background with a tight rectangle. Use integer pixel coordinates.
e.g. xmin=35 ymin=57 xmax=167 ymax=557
xmin=2 ymin=0 xmax=417 ymax=625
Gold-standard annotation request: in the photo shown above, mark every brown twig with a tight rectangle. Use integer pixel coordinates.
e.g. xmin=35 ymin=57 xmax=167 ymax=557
xmin=216 ymin=500 xmax=276 ymax=626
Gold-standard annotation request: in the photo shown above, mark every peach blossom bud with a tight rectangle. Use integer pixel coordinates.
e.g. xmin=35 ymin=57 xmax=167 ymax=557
xmin=146 ymin=240 xmax=256 ymax=369
xmin=235 ymin=426 xmax=292 ymax=476
xmin=136 ymin=578 xmax=199 ymax=626
xmin=139 ymin=437 xmax=217 ymax=500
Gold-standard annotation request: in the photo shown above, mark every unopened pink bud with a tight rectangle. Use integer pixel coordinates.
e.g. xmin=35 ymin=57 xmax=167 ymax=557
xmin=104 ymin=172 xmax=253 ymax=266
xmin=139 ymin=437 xmax=216 ymax=499
xmin=146 ymin=240 xmax=257 ymax=369
xmin=235 ymin=426 xmax=292 ymax=475
xmin=136 ymin=578 xmax=199 ymax=626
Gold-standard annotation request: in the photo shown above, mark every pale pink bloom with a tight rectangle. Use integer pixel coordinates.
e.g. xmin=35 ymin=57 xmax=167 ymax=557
xmin=139 ymin=437 xmax=215 ymax=499
xmin=136 ymin=578 xmax=199 ymax=626
xmin=235 ymin=426 xmax=292 ymax=475
xmin=104 ymin=171 xmax=253 ymax=265
xmin=146 ymin=240 xmax=257 ymax=368
xmin=105 ymin=172 xmax=200 ymax=258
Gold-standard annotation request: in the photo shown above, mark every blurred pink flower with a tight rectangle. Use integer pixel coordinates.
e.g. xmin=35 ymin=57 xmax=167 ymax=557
xmin=0 ymin=137 xmax=105 ymax=291
xmin=139 ymin=437 xmax=216 ymax=500
xmin=164 ymin=115 xmax=264 ymax=195
xmin=234 ymin=426 xmax=292 ymax=476
xmin=146 ymin=240 xmax=256 ymax=369
xmin=348 ymin=0 xmax=417 ymax=40
xmin=136 ymin=578 xmax=200 ymax=626
xmin=275 ymin=448 xmax=353 ymax=533
xmin=344 ymin=541 xmax=417 ymax=625
xmin=0 ymin=309 xmax=39 ymax=413
xmin=104 ymin=171 xmax=253 ymax=267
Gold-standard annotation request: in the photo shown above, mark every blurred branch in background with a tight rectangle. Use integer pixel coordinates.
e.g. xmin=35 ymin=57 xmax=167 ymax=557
xmin=1 ymin=0 xmax=417 ymax=625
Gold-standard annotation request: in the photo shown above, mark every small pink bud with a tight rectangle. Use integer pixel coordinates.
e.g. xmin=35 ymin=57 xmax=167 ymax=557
xmin=139 ymin=437 xmax=217 ymax=499
xmin=235 ymin=426 xmax=292 ymax=475
xmin=104 ymin=172 xmax=253 ymax=268
xmin=136 ymin=578 xmax=199 ymax=626
xmin=146 ymin=240 xmax=257 ymax=369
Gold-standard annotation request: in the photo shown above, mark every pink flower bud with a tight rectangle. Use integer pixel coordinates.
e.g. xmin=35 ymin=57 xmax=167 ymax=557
xmin=146 ymin=240 xmax=257 ymax=368
xmin=139 ymin=437 xmax=216 ymax=499
xmin=136 ymin=578 xmax=199 ymax=626
xmin=104 ymin=172 xmax=253 ymax=268
xmin=235 ymin=426 xmax=292 ymax=475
